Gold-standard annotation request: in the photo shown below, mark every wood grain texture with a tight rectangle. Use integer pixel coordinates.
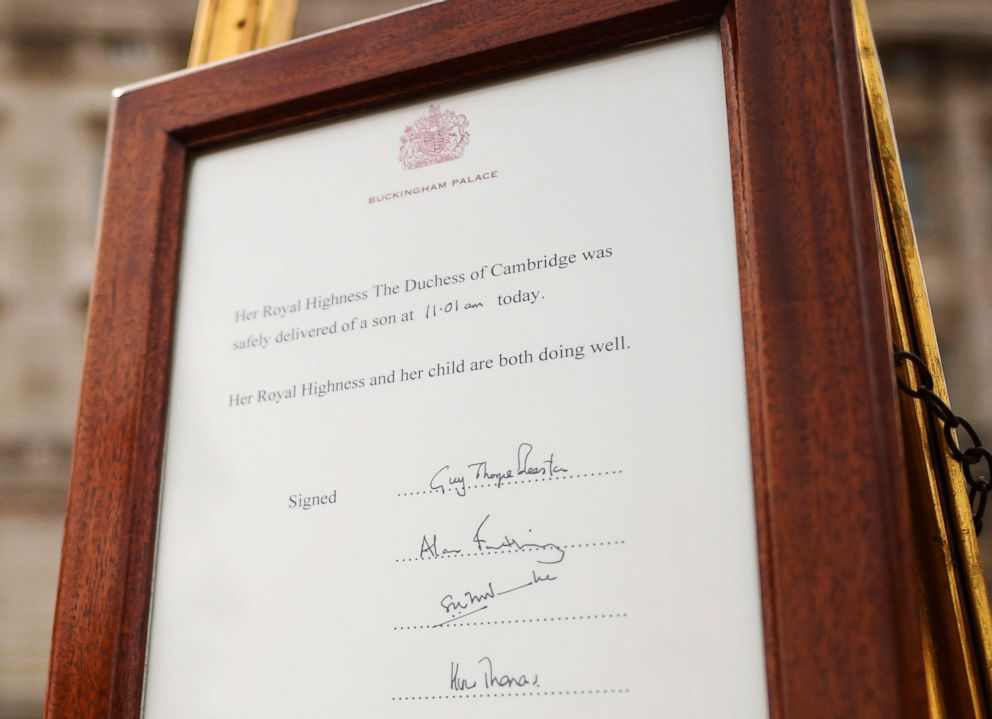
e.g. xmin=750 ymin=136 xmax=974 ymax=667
xmin=727 ymin=0 xmax=927 ymax=715
xmin=45 ymin=105 xmax=185 ymax=719
xmin=45 ymin=1 xmax=927 ymax=717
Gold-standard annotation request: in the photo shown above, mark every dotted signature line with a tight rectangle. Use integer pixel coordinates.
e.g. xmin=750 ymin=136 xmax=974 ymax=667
xmin=392 ymin=689 xmax=631 ymax=701
xmin=395 ymin=470 xmax=624 ymax=498
xmin=394 ymin=540 xmax=625 ymax=563
xmin=393 ymin=612 xmax=628 ymax=631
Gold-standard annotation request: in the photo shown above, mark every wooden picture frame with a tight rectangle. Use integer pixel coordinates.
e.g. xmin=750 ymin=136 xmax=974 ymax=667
xmin=46 ymin=1 xmax=929 ymax=716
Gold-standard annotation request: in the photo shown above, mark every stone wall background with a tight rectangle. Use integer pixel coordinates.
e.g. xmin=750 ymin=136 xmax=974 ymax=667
xmin=0 ymin=1 xmax=988 ymax=717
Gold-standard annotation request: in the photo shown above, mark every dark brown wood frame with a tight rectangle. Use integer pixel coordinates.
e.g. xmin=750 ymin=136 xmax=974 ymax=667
xmin=45 ymin=1 xmax=928 ymax=716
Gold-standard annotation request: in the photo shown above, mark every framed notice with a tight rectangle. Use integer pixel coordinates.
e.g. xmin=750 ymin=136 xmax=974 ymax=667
xmin=46 ymin=1 xmax=928 ymax=718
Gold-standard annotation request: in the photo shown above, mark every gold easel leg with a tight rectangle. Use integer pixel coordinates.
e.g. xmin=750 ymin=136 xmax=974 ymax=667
xmin=853 ymin=0 xmax=992 ymax=715
xmin=189 ymin=0 xmax=298 ymax=67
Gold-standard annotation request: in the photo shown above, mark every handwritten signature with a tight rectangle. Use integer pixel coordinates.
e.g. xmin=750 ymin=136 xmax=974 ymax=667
xmin=436 ymin=569 xmax=557 ymax=626
xmin=448 ymin=657 xmax=541 ymax=692
xmin=451 ymin=656 xmax=541 ymax=691
xmin=428 ymin=442 xmax=568 ymax=496
xmin=419 ymin=514 xmax=565 ymax=564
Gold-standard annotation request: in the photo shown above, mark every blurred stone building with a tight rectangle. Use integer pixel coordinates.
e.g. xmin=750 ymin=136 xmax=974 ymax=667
xmin=0 ymin=5 xmax=191 ymax=717
xmin=0 ymin=1 xmax=988 ymax=717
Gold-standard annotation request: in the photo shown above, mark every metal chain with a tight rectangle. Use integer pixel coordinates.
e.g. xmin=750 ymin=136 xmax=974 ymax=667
xmin=895 ymin=350 xmax=992 ymax=534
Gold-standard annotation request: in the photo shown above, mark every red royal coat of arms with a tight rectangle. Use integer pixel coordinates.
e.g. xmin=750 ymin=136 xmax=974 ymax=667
xmin=399 ymin=104 xmax=470 ymax=170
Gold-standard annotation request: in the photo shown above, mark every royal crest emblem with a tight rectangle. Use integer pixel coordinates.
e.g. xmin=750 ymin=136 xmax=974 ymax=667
xmin=399 ymin=104 xmax=470 ymax=170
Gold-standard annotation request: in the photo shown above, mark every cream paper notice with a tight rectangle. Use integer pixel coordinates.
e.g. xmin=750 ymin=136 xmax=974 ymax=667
xmin=143 ymin=29 xmax=769 ymax=718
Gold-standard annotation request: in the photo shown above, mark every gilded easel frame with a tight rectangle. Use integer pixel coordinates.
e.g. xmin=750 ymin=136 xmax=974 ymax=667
xmin=854 ymin=2 xmax=992 ymax=715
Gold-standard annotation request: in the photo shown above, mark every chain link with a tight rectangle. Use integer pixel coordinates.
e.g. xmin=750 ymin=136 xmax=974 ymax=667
xmin=895 ymin=350 xmax=992 ymax=534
